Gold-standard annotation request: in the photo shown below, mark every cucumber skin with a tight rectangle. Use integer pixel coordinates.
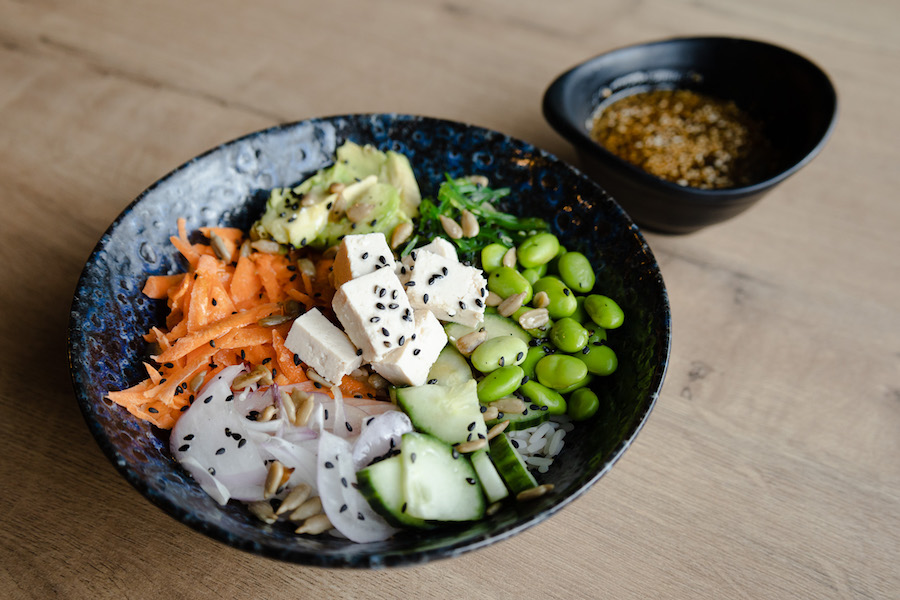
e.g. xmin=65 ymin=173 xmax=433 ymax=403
xmin=356 ymin=456 xmax=431 ymax=529
xmin=485 ymin=406 xmax=549 ymax=431
xmin=488 ymin=432 xmax=538 ymax=494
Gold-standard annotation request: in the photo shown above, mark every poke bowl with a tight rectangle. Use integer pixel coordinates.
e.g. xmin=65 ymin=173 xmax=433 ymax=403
xmin=68 ymin=114 xmax=671 ymax=568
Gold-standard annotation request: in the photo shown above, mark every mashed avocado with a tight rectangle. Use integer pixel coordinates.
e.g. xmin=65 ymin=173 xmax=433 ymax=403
xmin=252 ymin=142 xmax=421 ymax=248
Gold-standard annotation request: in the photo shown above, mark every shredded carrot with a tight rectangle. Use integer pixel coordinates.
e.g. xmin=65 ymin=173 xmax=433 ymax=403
xmin=107 ymin=221 xmax=393 ymax=430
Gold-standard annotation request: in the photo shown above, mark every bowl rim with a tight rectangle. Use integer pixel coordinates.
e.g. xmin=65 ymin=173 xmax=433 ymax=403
xmin=542 ymin=35 xmax=839 ymax=200
xmin=68 ymin=113 xmax=672 ymax=567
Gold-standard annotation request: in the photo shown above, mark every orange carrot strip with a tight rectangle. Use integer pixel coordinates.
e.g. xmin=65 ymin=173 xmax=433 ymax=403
xmin=153 ymin=303 xmax=279 ymax=363
xmin=142 ymin=274 xmax=185 ymax=299
xmin=286 ymin=288 xmax=314 ymax=309
xmin=230 ymin=254 xmax=262 ymax=308
xmin=253 ymin=254 xmax=283 ymax=302
xmin=272 ymin=328 xmax=309 ymax=384
xmin=339 ymin=375 xmax=379 ymax=399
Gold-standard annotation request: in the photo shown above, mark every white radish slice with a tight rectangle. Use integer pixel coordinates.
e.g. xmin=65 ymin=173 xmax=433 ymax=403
xmin=171 ymin=365 xmax=269 ymax=502
xmin=351 ymin=411 xmax=413 ymax=470
xmin=259 ymin=436 xmax=318 ymax=492
xmin=179 ymin=456 xmax=230 ymax=505
xmin=316 ymin=430 xmax=398 ymax=543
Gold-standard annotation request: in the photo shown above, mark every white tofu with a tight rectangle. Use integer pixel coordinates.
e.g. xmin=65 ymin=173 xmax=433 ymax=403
xmin=371 ymin=310 xmax=448 ymax=386
xmin=399 ymin=249 xmax=487 ymax=327
xmin=332 ymin=268 xmax=416 ymax=362
xmin=397 ymin=237 xmax=457 ymax=279
xmin=284 ymin=308 xmax=362 ymax=384
xmin=332 ymin=233 xmax=397 ymax=288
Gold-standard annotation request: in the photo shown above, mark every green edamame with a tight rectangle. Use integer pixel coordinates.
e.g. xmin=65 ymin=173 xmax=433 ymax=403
xmin=476 ymin=365 xmax=525 ymax=403
xmin=549 ymin=317 xmax=589 ymax=353
xmin=571 ymin=296 xmax=589 ymax=323
xmin=519 ymin=344 xmax=551 ymax=378
xmin=578 ymin=343 xmax=618 ymax=376
xmin=557 ymin=251 xmax=595 ymax=293
xmin=481 ymin=243 xmax=509 ymax=273
xmin=470 ymin=336 xmax=529 ymax=373
xmin=557 ymin=372 xmax=593 ymax=394
xmin=532 ymin=276 xmax=577 ymax=319
xmin=584 ymin=295 xmax=625 ymax=329
xmin=517 ymin=233 xmax=560 ymax=269
xmin=488 ymin=267 xmax=533 ymax=304
xmin=534 ymin=354 xmax=588 ymax=390
xmin=519 ymin=380 xmax=567 ymax=415
xmin=547 ymin=245 xmax=567 ymax=275
xmin=568 ymin=388 xmax=599 ymax=421
xmin=520 ymin=268 xmax=542 ymax=286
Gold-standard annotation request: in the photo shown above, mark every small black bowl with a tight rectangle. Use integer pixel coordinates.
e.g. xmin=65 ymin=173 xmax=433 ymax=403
xmin=543 ymin=36 xmax=838 ymax=233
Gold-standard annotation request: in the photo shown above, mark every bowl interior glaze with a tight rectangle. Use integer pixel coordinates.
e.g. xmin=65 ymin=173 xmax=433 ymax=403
xmin=68 ymin=114 xmax=670 ymax=568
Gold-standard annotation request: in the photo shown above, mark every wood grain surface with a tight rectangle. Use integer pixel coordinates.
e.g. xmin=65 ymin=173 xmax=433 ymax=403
xmin=1 ymin=1 xmax=898 ymax=598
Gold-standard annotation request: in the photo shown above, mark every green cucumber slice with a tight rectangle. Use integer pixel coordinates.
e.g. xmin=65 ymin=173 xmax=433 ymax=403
xmin=485 ymin=404 xmax=550 ymax=431
xmin=400 ymin=432 xmax=485 ymax=521
xmin=427 ymin=345 xmax=473 ymax=387
xmin=395 ymin=380 xmax=487 ymax=445
xmin=470 ymin=450 xmax=509 ymax=504
xmin=356 ymin=455 xmax=430 ymax=529
xmin=488 ymin=432 xmax=538 ymax=494
xmin=445 ymin=312 xmax=531 ymax=351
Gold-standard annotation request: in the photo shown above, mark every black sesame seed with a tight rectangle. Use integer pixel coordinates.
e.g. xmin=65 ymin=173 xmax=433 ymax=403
xmin=388 ymin=303 xmax=399 ymax=309
xmin=379 ymin=288 xmax=386 ymax=297
xmin=499 ymin=356 xmax=505 ymax=367
xmin=428 ymin=378 xmax=437 ymax=385
xmin=294 ymin=353 xmax=302 ymax=365
xmin=314 ymin=382 xmax=322 ymax=389
xmin=522 ymin=375 xmax=530 ymax=385
xmin=459 ymin=301 xmax=467 ymax=310
xmin=341 ymin=477 xmax=348 ymax=488
xmin=452 ymin=448 xmax=460 ymax=459
xmin=405 ymin=279 xmax=415 ymax=286
xmin=345 ymin=421 xmax=353 ymax=432
xmin=216 ymin=448 xmax=225 ymax=455
xmin=163 ymin=362 xmax=174 ymax=369
xmin=475 ymin=298 xmax=483 ymax=307
xmin=184 ymin=434 xmax=194 ymax=440
xmin=178 ymin=444 xmax=190 ymax=452
xmin=300 ymin=237 xmax=307 ymax=246
xmin=159 ymin=378 xmax=167 ymax=385
xmin=413 ymin=348 xmax=420 ymax=356
xmin=366 ymin=417 xmax=375 ymax=426
xmin=401 ymin=502 xmax=407 ymax=513
xmin=362 ymin=252 xmax=369 ymax=259
xmin=467 ymin=433 xmax=473 ymax=441
xmin=370 ymin=316 xmax=381 ymax=323
xmin=541 ymin=405 xmax=549 ymax=411
xmin=381 ymin=327 xmax=390 ymax=336
xmin=511 ymin=439 xmax=519 ymax=448
xmin=203 ymin=396 xmax=213 ymax=404
xmin=209 ymin=340 xmax=215 ymax=347
xmin=410 ymin=453 xmax=416 ymax=463
xmin=376 ymin=302 xmax=385 ymax=310
xmin=398 ymin=335 xmax=405 ymax=346
xmin=583 ymin=346 xmax=591 ymax=354
xmin=211 ymin=298 xmax=217 ymax=306
xmin=358 ymin=512 xmax=365 ymax=520
xmin=225 ymin=394 xmax=234 ymax=402
xmin=423 ymin=293 xmax=429 ymax=303
xmin=379 ymin=255 xmax=387 ymax=265
xmin=325 ymin=461 xmax=334 ymax=469
xmin=241 ymin=350 xmax=247 ymax=360
xmin=391 ymin=290 xmax=398 ymax=299
xmin=356 ymin=348 xmax=363 ymax=356
xmin=208 ymin=467 xmax=216 ymax=475
xmin=466 ymin=477 xmax=476 ymax=485
xmin=238 ymin=439 xmax=247 ymax=448
xmin=478 ymin=433 xmax=485 ymax=439
xmin=262 ymin=357 xmax=271 ymax=364
xmin=442 ymin=266 xmax=448 ymax=275
xmin=480 ymin=405 xmax=487 ymax=413
xmin=340 ymin=504 xmax=348 ymax=512
xmin=384 ymin=341 xmax=391 ymax=347
xmin=400 ymin=266 xmax=407 ymax=275
xmin=180 ymin=405 xmax=189 ymax=412
xmin=467 ymin=421 xmax=476 ymax=431
xmin=516 ymin=351 xmax=524 ymax=361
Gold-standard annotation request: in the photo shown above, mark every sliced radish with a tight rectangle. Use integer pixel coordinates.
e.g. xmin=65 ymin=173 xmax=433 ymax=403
xmin=352 ymin=411 xmax=413 ymax=470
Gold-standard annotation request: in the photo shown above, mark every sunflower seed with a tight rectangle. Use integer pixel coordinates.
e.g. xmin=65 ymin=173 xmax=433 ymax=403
xmin=280 ymin=390 xmax=297 ymax=425
xmin=328 ymin=182 xmax=346 ymax=194
xmin=485 ymin=291 xmax=503 ymax=307
xmin=486 ymin=501 xmax=503 ymax=516
xmin=248 ymin=501 xmax=277 ymax=524
xmin=460 ymin=210 xmax=479 ymax=238
xmin=189 ymin=371 xmax=207 ymax=393
xmin=457 ymin=330 xmax=488 ymax=355
xmin=297 ymin=258 xmax=316 ymax=277
xmin=439 ymin=215 xmax=463 ymax=239
xmin=490 ymin=397 xmax=526 ymax=415
xmin=209 ymin=233 xmax=232 ymax=263
xmin=264 ymin=460 xmax=285 ymax=499
xmin=516 ymin=484 xmax=555 ymax=502
xmin=455 ymin=438 xmax=487 ymax=453
xmin=502 ymin=247 xmax=517 ymax=268
xmin=390 ymin=222 xmax=414 ymax=249
xmin=275 ymin=483 xmax=312 ymax=515
xmin=481 ymin=405 xmax=500 ymax=421
xmin=295 ymin=513 xmax=332 ymax=535
xmin=498 ymin=292 xmax=527 ymax=317
xmin=518 ymin=308 xmax=550 ymax=330
xmin=464 ymin=175 xmax=489 ymax=188
xmin=258 ymin=314 xmax=291 ymax=327
xmin=486 ymin=419 xmax=510 ymax=440
xmin=257 ymin=405 xmax=277 ymax=422
xmin=532 ymin=291 xmax=550 ymax=309
xmin=289 ymin=496 xmax=323 ymax=522
xmin=250 ymin=240 xmax=281 ymax=254
xmin=347 ymin=203 xmax=375 ymax=223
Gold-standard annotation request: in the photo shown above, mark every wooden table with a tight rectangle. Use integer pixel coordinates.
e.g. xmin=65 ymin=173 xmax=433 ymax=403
xmin=2 ymin=1 xmax=897 ymax=598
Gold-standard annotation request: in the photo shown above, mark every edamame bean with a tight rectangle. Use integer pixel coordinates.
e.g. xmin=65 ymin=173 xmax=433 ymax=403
xmin=557 ymin=251 xmax=595 ymax=293
xmin=470 ymin=336 xmax=529 ymax=373
xmin=521 ymin=268 xmax=542 ymax=286
xmin=481 ymin=243 xmax=509 ymax=273
xmin=568 ymin=388 xmax=599 ymax=421
xmin=557 ymin=372 xmax=594 ymax=394
xmin=584 ymin=295 xmax=625 ymax=329
xmin=519 ymin=380 xmax=567 ymax=415
xmin=547 ymin=245 xmax=567 ymax=274
xmin=571 ymin=296 xmax=589 ymax=323
xmin=578 ymin=343 xmax=618 ymax=376
xmin=488 ymin=267 xmax=533 ymax=305
xmin=517 ymin=233 xmax=560 ymax=269
xmin=549 ymin=317 xmax=589 ymax=353
xmin=534 ymin=354 xmax=588 ymax=390
xmin=476 ymin=365 xmax=525 ymax=402
xmin=532 ymin=276 xmax=577 ymax=319
xmin=519 ymin=344 xmax=551 ymax=378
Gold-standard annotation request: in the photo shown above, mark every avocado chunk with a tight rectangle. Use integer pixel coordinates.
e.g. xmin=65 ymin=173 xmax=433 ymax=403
xmin=252 ymin=141 xmax=421 ymax=248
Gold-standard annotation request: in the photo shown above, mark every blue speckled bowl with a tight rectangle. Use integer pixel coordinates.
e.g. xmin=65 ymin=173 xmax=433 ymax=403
xmin=68 ymin=114 xmax=670 ymax=568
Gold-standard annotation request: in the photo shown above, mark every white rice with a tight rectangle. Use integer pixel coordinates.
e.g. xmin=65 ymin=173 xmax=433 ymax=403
xmin=506 ymin=415 xmax=572 ymax=473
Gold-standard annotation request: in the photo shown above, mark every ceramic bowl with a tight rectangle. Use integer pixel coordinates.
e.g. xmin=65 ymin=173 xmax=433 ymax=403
xmin=543 ymin=37 xmax=838 ymax=233
xmin=68 ymin=114 xmax=671 ymax=567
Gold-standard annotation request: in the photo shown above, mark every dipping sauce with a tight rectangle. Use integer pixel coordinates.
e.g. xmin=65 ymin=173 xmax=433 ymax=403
xmin=590 ymin=89 xmax=772 ymax=189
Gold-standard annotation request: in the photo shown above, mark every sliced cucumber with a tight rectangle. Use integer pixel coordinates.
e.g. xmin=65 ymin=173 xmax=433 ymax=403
xmin=445 ymin=312 xmax=530 ymax=352
xmin=470 ymin=450 xmax=509 ymax=504
xmin=395 ymin=379 xmax=487 ymax=445
xmin=485 ymin=404 xmax=549 ymax=431
xmin=400 ymin=432 xmax=485 ymax=521
xmin=489 ymin=432 xmax=537 ymax=494
xmin=356 ymin=455 xmax=430 ymax=529
xmin=427 ymin=345 xmax=473 ymax=387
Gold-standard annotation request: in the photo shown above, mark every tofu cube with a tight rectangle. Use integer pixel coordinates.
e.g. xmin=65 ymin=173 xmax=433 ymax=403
xmin=332 ymin=233 xmax=397 ymax=288
xmin=399 ymin=250 xmax=487 ymax=327
xmin=371 ymin=310 xmax=448 ymax=386
xmin=397 ymin=238 xmax=457 ymax=279
xmin=332 ymin=268 xmax=416 ymax=362
xmin=284 ymin=308 xmax=362 ymax=384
